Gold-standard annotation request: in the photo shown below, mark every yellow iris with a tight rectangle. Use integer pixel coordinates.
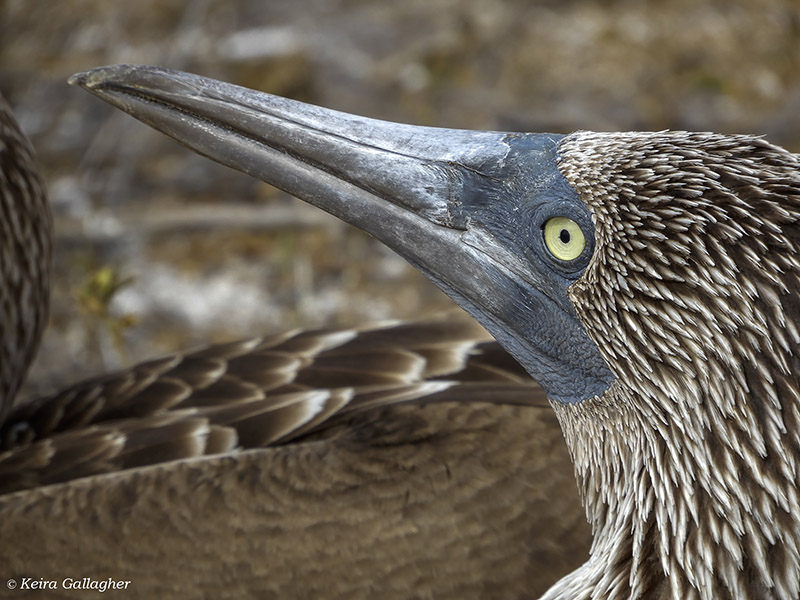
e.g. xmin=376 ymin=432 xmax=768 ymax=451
xmin=543 ymin=217 xmax=585 ymax=261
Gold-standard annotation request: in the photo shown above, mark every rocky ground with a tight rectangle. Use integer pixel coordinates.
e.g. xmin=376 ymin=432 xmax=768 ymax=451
xmin=1 ymin=0 xmax=799 ymax=400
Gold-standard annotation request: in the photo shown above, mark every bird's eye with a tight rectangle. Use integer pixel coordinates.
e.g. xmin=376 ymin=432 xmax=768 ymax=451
xmin=543 ymin=217 xmax=586 ymax=262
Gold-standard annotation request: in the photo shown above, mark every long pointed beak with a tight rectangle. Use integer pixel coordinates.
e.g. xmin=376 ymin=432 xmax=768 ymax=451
xmin=69 ymin=66 xmax=520 ymax=278
xmin=69 ymin=65 xmax=613 ymax=403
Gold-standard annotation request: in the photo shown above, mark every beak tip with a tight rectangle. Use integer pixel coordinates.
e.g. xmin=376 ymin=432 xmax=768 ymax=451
xmin=67 ymin=71 xmax=91 ymax=89
xmin=68 ymin=65 xmax=117 ymax=90
xmin=68 ymin=64 xmax=147 ymax=92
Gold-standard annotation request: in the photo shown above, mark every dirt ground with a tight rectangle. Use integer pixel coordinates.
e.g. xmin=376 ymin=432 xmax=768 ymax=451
xmin=1 ymin=0 xmax=799 ymax=399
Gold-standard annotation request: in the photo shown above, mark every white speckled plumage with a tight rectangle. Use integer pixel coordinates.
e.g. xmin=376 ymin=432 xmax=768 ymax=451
xmin=550 ymin=131 xmax=800 ymax=600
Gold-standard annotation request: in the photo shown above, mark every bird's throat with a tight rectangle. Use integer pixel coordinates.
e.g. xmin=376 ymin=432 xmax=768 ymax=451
xmin=550 ymin=382 xmax=800 ymax=600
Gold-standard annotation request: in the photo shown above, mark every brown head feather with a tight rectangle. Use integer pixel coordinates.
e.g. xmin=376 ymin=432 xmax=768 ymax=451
xmin=548 ymin=132 xmax=800 ymax=600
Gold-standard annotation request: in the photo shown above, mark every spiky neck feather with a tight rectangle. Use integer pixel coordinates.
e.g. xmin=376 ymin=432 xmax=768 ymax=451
xmin=547 ymin=132 xmax=800 ymax=599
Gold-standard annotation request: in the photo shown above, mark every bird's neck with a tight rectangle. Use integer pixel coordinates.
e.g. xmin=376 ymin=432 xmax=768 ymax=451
xmin=547 ymin=381 xmax=800 ymax=600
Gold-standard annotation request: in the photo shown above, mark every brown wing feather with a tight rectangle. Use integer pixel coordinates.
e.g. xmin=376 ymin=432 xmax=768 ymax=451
xmin=0 ymin=312 xmax=546 ymax=494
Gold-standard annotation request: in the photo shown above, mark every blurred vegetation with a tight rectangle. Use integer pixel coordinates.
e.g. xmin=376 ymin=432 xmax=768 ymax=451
xmin=1 ymin=0 xmax=799 ymax=399
xmin=75 ymin=265 xmax=139 ymax=361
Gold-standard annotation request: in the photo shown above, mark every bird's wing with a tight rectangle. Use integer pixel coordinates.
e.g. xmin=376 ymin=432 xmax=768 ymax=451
xmin=0 ymin=311 xmax=546 ymax=494
xmin=0 ymin=312 xmax=587 ymax=599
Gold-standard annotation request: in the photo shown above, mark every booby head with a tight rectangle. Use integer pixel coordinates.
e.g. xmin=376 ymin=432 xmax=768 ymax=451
xmin=68 ymin=65 xmax=614 ymax=405
xmin=0 ymin=94 xmax=52 ymax=424
xmin=70 ymin=66 xmax=800 ymax=600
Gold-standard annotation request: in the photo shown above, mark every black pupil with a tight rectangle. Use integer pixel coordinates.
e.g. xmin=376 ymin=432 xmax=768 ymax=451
xmin=559 ymin=229 xmax=571 ymax=244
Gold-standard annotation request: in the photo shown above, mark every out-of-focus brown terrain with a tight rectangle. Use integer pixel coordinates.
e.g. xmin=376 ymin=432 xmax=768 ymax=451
xmin=1 ymin=0 xmax=799 ymax=400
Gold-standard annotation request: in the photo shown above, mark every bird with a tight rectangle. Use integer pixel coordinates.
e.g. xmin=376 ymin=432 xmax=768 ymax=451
xmin=0 ymin=89 xmax=589 ymax=598
xmin=63 ymin=65 xmax=800 ymax=600
xmin=0 ymin=93 xmax=51 ymax=429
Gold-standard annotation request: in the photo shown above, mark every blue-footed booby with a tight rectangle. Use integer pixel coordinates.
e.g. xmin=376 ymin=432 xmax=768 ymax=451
xmin=3 ymin=63 xmax=800 ymax=599
xmin=66 ymin=65 xmax=800 ymax=599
